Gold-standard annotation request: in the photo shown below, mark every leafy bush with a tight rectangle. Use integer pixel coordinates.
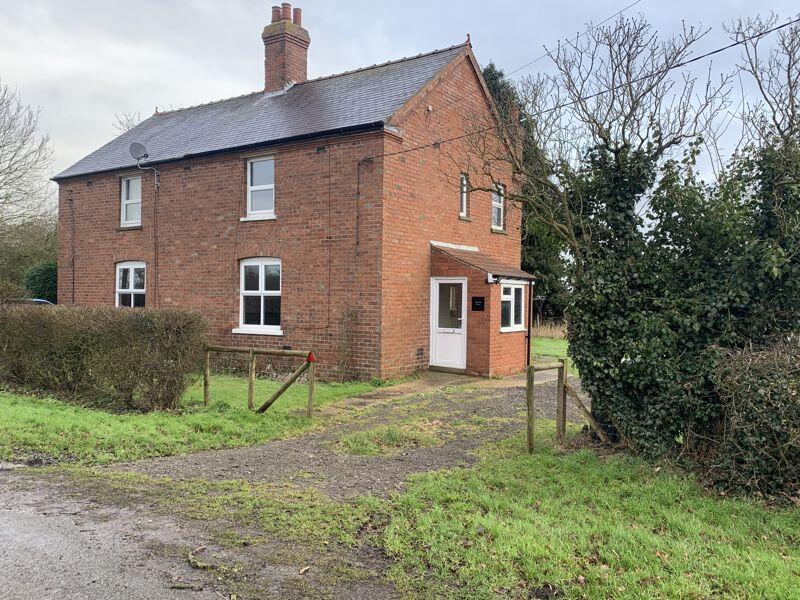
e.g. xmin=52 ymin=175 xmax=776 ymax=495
xmin=568 ymin=140 xmax=800 ymax=473
xmin=23 ymin=260 xmax=57 ymax=303
xmin=0 ymin=306 xmax=207 ymax=411
xmin=0 ymin=279 xmax=28 ymax=303
xmin=710 ymin=340 xmax=800 ymax=496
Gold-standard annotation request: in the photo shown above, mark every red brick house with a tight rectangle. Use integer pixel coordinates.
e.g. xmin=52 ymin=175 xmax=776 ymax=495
xmin=54 ymin=4 xmax=534 ymax=380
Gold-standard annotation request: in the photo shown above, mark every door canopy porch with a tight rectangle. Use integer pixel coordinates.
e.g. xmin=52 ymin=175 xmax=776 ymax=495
xmin=430 ymin=244 xmax=535 ymax=282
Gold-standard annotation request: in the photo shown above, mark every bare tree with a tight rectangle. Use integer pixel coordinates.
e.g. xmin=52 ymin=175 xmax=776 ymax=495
xmin=0 ymin=81 xmax=53 ymax=225
xmin=112 ymin=110 xmax=142 ymax=134
xmin=454 ymin=17 xmax=730 ymax=277
xmin=728 ymin=14 xmax=800 ymax=144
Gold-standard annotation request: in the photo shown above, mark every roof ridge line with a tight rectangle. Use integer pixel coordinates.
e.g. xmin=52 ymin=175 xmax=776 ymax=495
xmin=153 ymin=90 xmax=263 ymax=117
xmin=152 ymin=42 xmax=467 ymax=117
xmin=299 ymin=42 xmax=468 ymax=85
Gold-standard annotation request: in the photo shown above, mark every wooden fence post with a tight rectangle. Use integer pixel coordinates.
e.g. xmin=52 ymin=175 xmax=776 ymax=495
xmin=247 ymin=350 xmax=256 ymax=410
xmin=306 ymin=357 xmax=316 ymax=418
xmin=556 ymin=359 xmax=567 ymax=442
xmin=526 ymin=365 xmax=535 ymax=454
xmin=203 ymin=349 xmax=211 ymax=406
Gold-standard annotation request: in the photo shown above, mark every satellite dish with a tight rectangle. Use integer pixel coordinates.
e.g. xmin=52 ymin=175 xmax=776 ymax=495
xmin=129 ymin=142 xmax=148 ymax=161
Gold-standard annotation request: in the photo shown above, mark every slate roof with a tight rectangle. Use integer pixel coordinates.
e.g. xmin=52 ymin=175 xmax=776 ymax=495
xmin=54 ymin=44 xmax=467 ymax=180
xmin=432 ymin=245 xmax=535 ymax=280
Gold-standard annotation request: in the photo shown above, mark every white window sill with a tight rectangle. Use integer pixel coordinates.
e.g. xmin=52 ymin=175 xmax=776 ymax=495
xmin=500 ymin=326 xmax=526 ymax=333
xmin=240 ymin=214 xmax=276 ymax=222
xmin=119 ymin=222 xmax=141 ymax=229
xmin=491 ymin=226 xmax=506 ymax=233
xmin=232 ymin=327 xmax=284 ymax=336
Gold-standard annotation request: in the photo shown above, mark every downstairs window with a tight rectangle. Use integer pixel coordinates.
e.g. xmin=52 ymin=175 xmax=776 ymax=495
xmin=116 ymin=261 xmax=146 ymax=307
xmin=500 ymin=282 xmax=524 ymax=331
xmin=236 ymin=257 xmax=282 ymax=334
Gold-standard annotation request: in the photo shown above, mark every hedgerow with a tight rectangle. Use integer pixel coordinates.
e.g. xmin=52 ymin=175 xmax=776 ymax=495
xmin=566 ymin=138 xmax=800 ymax=494
xmin=0 ymin=306 xmax=207 ymax=411
xmin=710 ymin=340 xmax=800 ymax=496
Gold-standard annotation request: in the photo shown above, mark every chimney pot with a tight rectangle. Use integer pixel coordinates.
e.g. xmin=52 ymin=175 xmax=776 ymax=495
xmin=262 ymin=4 xmax=310 ymax=92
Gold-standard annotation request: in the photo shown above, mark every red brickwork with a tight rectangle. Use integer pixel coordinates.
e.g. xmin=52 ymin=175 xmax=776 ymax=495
xmin=58 ymin=132 xmax=385 ymax=380
xmin=379 ymin=50 xmax=525 ymax=378
xmin=262 ymin=4 xmax=310 ymax=92
xmin=56 ymin=46 xmax=527 ymax=380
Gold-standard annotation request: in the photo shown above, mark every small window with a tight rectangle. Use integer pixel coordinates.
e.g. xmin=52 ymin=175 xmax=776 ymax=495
xmin=500 ymin=282 xmax=524 ymax=331
xmin=120 ymin=176 xmax=142 ymax=227
xmin=237 ymin=258 xmax=282 ymax=334
xmin=459 ymin=173 xmax=469 ymax=218
xmin=491 ymin=184 xmax=505 ymax=231
xmin=116 ymin=261 xmax=146 ymax=307
xmin=246 ymin=157 xmax=275 ymax=219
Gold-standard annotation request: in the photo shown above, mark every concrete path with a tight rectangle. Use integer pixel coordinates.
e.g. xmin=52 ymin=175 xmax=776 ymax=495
xmin=0 ymin=482 xmax=216 ymax=600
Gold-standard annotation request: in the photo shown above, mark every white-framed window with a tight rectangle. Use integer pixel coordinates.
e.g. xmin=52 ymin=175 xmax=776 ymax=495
xmin=120 ymin=175 xmax=142 ymax=227
xmin=116 ymin=261 xmax=146 ymax=307
xmin=245 ymin=157 xmax=275 ymax=220
xmin=500 ymin=281 xmax=525 ymax=332
xmin=459 ymin=173 xmax=469 ymax=218
xmin=491 ymin=183 xmax=505 ymax=231
xmin=234 ymin=257 xmax=282 ymax=335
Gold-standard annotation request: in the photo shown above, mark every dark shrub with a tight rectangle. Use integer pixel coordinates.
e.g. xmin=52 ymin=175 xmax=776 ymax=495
xmin=0 ymin=279 xmax=28 ymax=304
xmin=23 ymin=260 xmax=57 ymax=303
xmin=0 ymin=306 xmax=207 ymax=411
xmin=709 ymin=340 xmax=800 ymax=496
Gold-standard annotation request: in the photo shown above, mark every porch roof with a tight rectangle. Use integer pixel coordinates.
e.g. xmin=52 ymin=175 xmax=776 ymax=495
xmin=431 ymin=245 xmax=535 ymax=281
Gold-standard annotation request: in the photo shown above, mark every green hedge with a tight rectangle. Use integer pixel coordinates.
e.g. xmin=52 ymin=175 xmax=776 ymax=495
xmin=711 ymin=341 xmax=800 ymax=496
xmin=23 ymin=260 xmax=57 ymax=303
xmin=0 ymin=306 xmax=207 ymax=411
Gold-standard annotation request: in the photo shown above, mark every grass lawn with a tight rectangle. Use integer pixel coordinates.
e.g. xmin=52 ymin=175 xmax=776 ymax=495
xmin=55 ymin=422 xmax=800 ymax=599
xmin=383 ymin=425 xmax=800 ymax=599
xmin=0 ymin=375 xmax=376 ymax=465
xmin=532 ymin=336 xmax=577 ymax=375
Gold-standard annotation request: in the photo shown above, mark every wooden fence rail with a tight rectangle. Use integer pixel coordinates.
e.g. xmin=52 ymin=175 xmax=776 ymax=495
xmin=526 ymin=358 xmax=606 ymax=452
xmin=203 ymin=346 xmax=316 ymax=417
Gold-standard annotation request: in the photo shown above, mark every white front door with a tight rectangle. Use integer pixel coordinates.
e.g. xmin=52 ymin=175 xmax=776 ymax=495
xmin=430 ymin=277 xmax=467 ymax=370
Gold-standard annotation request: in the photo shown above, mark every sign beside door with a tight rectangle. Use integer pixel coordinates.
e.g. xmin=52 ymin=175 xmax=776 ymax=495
xmin=430 ymin=277 xmax=467 ymax=370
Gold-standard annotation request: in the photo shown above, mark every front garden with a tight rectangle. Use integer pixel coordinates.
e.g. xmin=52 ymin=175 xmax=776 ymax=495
xmin=0 ymin=376 xmax=376 ymax=464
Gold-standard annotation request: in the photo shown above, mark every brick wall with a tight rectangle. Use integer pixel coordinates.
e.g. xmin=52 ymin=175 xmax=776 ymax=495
xmin=379 ymin=49 xmax=525 ymax=378
xmin=430 ymin=249 xmax=528 ymax=377
xmin=56 ymin=47 xmax=526 ymax=382
xmin=57 ymin=130 xmax=385 ymax=380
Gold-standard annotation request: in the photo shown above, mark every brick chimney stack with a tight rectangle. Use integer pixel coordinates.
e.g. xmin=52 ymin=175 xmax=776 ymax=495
xmin=262 ymin=3 xmax=310 ymax=93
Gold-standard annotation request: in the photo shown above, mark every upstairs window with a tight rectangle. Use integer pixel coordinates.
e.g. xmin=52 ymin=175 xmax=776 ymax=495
xmin=237 ymin=257 xmax=282 ymax=334
xmin=246 ymin=157 xmax=275 ymax=219
xmin=491 ymin=183 xmax=505 ymax=231
xmin=116 ymin=261 xmax=145 ymax=307
xmin=120 ymin=176 xmax=141 ymax=227
xmin=459 ymin=173 xmax=469 ymax=218
xmin=500 ymin=282 xmax=524 ymax=331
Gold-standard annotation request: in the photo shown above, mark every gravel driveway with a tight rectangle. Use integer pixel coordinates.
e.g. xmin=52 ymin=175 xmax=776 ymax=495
xmin=0 ymin=376 xmax=583 ymax=599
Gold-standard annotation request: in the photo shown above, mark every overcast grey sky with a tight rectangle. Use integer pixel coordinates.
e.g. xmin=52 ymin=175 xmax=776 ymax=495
xmin=0 ymin=0 xmax=796 ymax=176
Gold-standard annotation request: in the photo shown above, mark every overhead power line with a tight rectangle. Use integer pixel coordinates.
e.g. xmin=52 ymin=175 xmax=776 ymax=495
xmin=364 ymin=15 xmax=800 ymax=163
xmin=506 ymin=0 xmax=645 ymax=77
